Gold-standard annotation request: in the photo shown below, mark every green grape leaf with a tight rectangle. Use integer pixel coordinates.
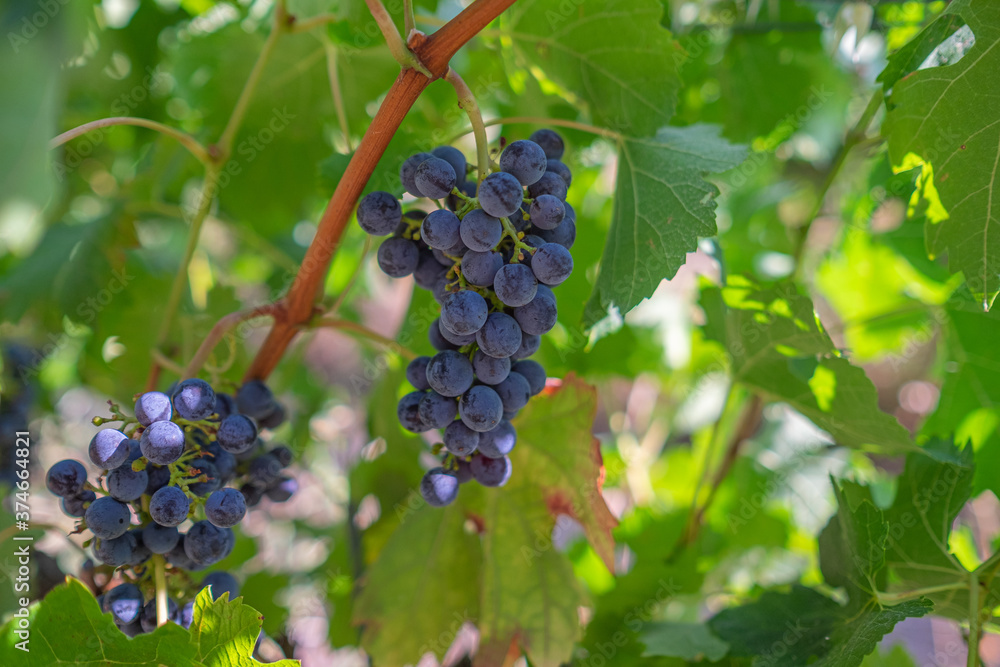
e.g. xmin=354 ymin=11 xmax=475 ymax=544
xmin=0 ymin=578 xmax=297 ymax=667
xmin=818 ymin=481 xmax=888 ymax=605
xmin=881 ymin=438 xmax=973 ymax=619
xmin=583 ymin=125 xmax=747 ymax=327
xmin=354 ymin=375 xmax=614 ymax=667
xmin=506 ymin=0 xmax=683 ymax=137
xmin=640 ymin=622 xmax=729 ymax=661
xmin=883 ymin=0 xmax=1000 ymax=309
xmin=708 ymin=586 xmax=930 ymax=667
xmin=704 ymin=278 xmax=911 ymax=449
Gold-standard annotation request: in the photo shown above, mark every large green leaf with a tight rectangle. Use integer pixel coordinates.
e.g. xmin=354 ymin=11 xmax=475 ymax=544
xmin=0 ymin=578 xmax=295 ymax=667
xmin=354 ymin=376 xmax=614 ymax=667
xmin=506 ymin=0 xmax=683 ymax=137
xmin=883 ymin=0 xmax=1000 ymax=308
xmin=704 ymin=278 xmax=911 ymax=449
xmin=818 ymin=481 xmax=888 ymax=605
xmin=583 ymin=125 xmax=747 ymax=326
xmin=640 ymin=622 xmax=728 ymax=661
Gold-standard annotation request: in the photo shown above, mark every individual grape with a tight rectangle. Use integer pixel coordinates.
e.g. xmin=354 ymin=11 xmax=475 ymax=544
xmin=86 ymin=496 xmax=132 ymax=540
xmin=432 ymin=145 xmax=468 ymax=181
xmin=425 ymin=350 xmax=475 ymax=397
xmin=184 ymin=520 xmax=232 ymax=565
xmin=377 ymin=236 xmax=420 ymax=278
xmin=499 ymin=139 xmax=547 ymax=186
xmin=205 ymin=488 xmax=247 ymax=528
xmin=545 ymin=159 xmax=572 ymax=186
xmin=454 ymin=458 xmax=474 ymax=484
xmin=414 ymin=250 xmax=449 ymax=289
xmin=414 ymin=156 xmax=457 ymax=199
xmin=529 ymin=129 xmax=565 ymax=159
xmin=88 ymin=429 xmax=130 ymax=470
xmin=397 ymin=391 xmax=430 ymax=433
xmin=265 ymin=476 xmax=298 ymax=502
xmin=357 ymin=191 xmax=403 ymax=236
xmin=406 ymin=356 xmax=432 ymax=391
xmin=472 ymin=350 xmax=511 ymax=385
xmin=527 ymin=194 xmax=565 ymax=230
xmin=461 ymin=250 xmax=503 ymax=287
xmin=214 ymin=393 xmax=237 ymax=421
xmin=248 ymin=455 xmax=282 ymax=488
xmin=240 ymin=483 xmax=265 ymax=508
xmin=107 ymin=465 xmax=148 ymax=502
xmin=268 ymin=445 xmax=293 ymax=468
xmin=537 ymin=214 xmax=576 ymax=249
xmin=493 ymin=263 xmax=537 ymax=307
xmin=140 ymin=598 xmax=179 ymax=634
xmin=127 ymin=528 xmax=152 ymax=566
xmin=420 ymin=467 xmax=459 ymax=507
xmin=443 ymin=420 xmax=480 ymax=456
xmin=531 ymin=243 xmax=574 ymax=286
xmin=400 ymin=152 xmax=434 ymax=197
xmin=61 ymin=489 xmax=96 ymax=517
xmin=217 ymin=414 xmax=258 ymax=454
xmin=459 ymin=385 xmax=504 ymax=432
xmin=142 ymin=522 xmax=180 ymax=554
xmin=149 ymin=486 xmax=190 ymax=527
xmin=512 ymin=360 xmax=547 ymax=396
xmin=495 ymin=372 xmax=531 ymax=413
xmin=417 ymin=391 xmax=458 ymax=429
xmin=459 ymin=209 xmax=503 ymax=252
xmin=258 ymin=403 xmax=286 ymax=430
xmin=512 ymin=333 xmax=541 ymax=360
xmin=477 ymin=421 xmax=517 ymax=459
xmin=46 ymin=459 xmax=87 ymax=497
xmin=476 ymin=312 xmax=522 ymax=359
xmin=428 ymin=319 xmax=458 ymax=351
xmin=477 ymin=172 xmax=524 ymax=218
xmin=172 ymin=378 xmax=216 ymax=421
xmin=140 ymin=420 xmax=186 ymax=465
xmin=188 ymin=458 xmax=221 ymax=497
xmin=206 ymin=444 xmax=237 ymax=482
xmin=470 ymin=454 xmax=512 ymax=487
xmin=440 ymin=290 xmax=488 ymax=336
xmin=527 ymin=171 xmax=568 ymax=201
xmin=438 ymin=317 xmax=479 ymax=347
xmin=94 ymin=532 xmax=135 ymax=567
xmin=513 ymin=292 xmax=557 ymax=335
xmin=201 ymin=572 xmax=240 ymax=601
xmin=134 ymin=391 xmax=172 ymax=426
xmin=420 ymin=209 xmax=461 ymax=250
xmin=235 ymin=380 xmax=278 ymax=420
xmin=104 ymin=583 xmax=143 ymax=624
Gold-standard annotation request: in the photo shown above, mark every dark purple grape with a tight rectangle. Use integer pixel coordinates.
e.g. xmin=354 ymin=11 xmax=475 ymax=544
xmin=432 ymin=146 xmax=468 ymax=181
xmin=512 ymin=360 xmax=546 ymax=396
xmin=406 ymin=356 xmax=432 ymax=391
xmin=537 ymin=215 xmax=575 ymax=249
xmin=461 ymin=250 xmax=503 ymax=287
xmin=476 ymin=312 xmax=522 ymax=359
xmin=527 ymin=171 xmax=568 ymax=201
xmin=425 ymin=351 xmax=475 ymax=398
xmin=397 ymin=392 xmax=431 ymax=433
xmin=429 ymin=319 xmax=459 ymax=351
xmin=513 ymin=292 xmax=557 ymax=335
xmin=414 ymin=250 xmax=449 ymax=289
xmin=495 ymin=372 xmax=531 ymax=413
xmin=512 ymin=333 xmax=541 ymax=360
xmin=477 ymin=172 xmax=524 ymax=218
xmin=104 ymin=583 xmax=143 ymax=624
xmin=265 ymin=476 xmax=297 ymax=502
xmin=134 ymin=392 xmax=172 ymax=427
xmin=217 ymin=414 xmax=258 ymax=454
xmin=459 ymin=385 xmax=503 ymax=432
xmin=527 ymin=194 xmax=565 ymax=230
xmin=420 ymin=467 xmax=459 ymax=507
xmin=235 ymin=380 xmax=278 ymax=420
xmin=201 ymin=571 xmax=240 ymax=601
xmin=440 ymin=290 xmax=488 ymax=336
xmin=421 ymin=209 xmax=462 ymax=250
xmin=417 ymin=391 xmax=458 ymax=428
xmin=142 ymin=522 xmax=180 ymax=554
xmin=377 ymin=237 xmax=420 ymax=278
xmin=88 ymin=429 xmax=130 ymax=470
xmin=454 ymin=459 xmax=474 ymax=484
xmin=529 ymin=129 xmax=564 ymax=159
xmin=531 ymin=243 xmax=574 ymax=286
xmin=460 ymin=209 xmax=503 ymax=252
xmin=443 ymin=420 xmax=479 ymax=456
xmin=93 ymin=532 xmax=135 ymax=567
xmin=545 ymin=159 xmax=572 ymax=186
xmin=477 ymin=421 xmax=517 ymax=458
xmin=140 ymin=420 xmax=186 ymax=465
xmin=248 ymin=455 xmax=282 ymax=488
xmin=470 ymin=454 xmax=512 ymax=487
xmin=149 ymin=486 xmax=191 ymax=527
xmin=46 ymin=459 xmax=87 ymax=497
xmin=437 ymin=317 xmax=477 ymax=349
xmin=86 ymin=496 xmax=132 ymax=540
xmin=499 ymin=140 xmax=547 ymax=186
xmin=205 ymin=488 xmax=247 ymax=528
xmin=107 ymin=465 xmax=148 ymax=502
xmin=472 ymin=350 xmax=511 ymax=385
xmin=400 ymin=152 xmax=434 ymax=197
xmin=184 ymin=521 xmax=232 ymax=565
xmin=214 ymin=393 xmax=237 ymax=421
xmin=172 ymin=379 xmax=216 ymax=421
xmin=494 ymin=263 xmax=537 ymax=307
xmin=414 ymin=157 xmax=458 ymax=199
xmin=357 ymin=191 xmax=403 ymax=236
xmin=257 ymin=403 xmax=286 ymax=430
xmin=268 ymin=446 xmax=293 ymax=468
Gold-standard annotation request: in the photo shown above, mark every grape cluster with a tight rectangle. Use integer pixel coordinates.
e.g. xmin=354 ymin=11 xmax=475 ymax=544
xmin=356 ymin=130 xmax=574 ymax=506
xmin=45 ymin=378 xmax=295 ymax=635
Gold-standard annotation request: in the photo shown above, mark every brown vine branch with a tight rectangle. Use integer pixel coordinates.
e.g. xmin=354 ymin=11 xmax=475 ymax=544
xmin=244 ymin=0 xmax=517 ymax=381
